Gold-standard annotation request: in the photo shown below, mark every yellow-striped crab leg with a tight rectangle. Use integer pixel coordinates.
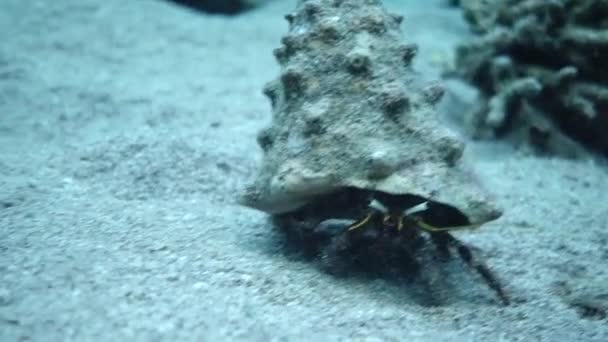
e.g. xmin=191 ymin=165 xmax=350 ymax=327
xmin=402 ymin=201 xmax=486 ymax=232
xmin=347 ymin=198 xmax=388 ymax=232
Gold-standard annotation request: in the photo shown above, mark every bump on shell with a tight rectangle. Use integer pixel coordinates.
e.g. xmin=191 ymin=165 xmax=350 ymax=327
xmin=347 ymin=51 xmax=371 ymax=74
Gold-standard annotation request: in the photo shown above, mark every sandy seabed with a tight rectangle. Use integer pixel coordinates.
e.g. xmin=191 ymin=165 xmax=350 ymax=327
xmin=1 ymin=0 xmax=607 ymax=341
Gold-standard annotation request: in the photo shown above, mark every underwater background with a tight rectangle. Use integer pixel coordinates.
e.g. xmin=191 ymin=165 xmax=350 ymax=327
xmin=1 ymin=0 xmax=607 ymax=341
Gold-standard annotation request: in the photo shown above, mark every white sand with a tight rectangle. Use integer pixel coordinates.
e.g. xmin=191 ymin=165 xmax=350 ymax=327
xmin=1 ymin=0 xmax=607 ymax=340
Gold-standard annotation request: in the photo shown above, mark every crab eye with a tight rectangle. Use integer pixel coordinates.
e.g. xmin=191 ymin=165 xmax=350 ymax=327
xmin=382 ymin=215 xmax=397 ymax=226
xmin=403 ymin=201 xmax=428 ymax=216
xmin=369 ymin=199 xmax=388 ymax=213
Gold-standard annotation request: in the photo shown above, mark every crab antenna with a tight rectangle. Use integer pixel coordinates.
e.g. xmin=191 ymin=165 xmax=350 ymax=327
xmin=414 ymin=217 xmax=485 ymax=232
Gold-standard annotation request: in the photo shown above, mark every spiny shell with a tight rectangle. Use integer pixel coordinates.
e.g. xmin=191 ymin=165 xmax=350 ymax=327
xmin=240 ymin=0 xmax=501 ymax=224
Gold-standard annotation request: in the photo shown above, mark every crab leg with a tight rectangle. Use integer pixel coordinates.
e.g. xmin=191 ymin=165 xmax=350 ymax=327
xmin=347 ymin=213 xmax=373 ymax=231
xmin=432 ymin=232 xmax=510 ymax=305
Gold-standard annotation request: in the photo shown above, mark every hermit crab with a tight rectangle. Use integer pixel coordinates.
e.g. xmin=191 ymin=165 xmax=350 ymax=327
xmin=240 ymin=0 xmax=510 ymax=306
xmin=271 ymin=188 xmax=510 ymax=306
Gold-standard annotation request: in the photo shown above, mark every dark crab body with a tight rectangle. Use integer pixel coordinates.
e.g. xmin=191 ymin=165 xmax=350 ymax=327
xmin=274 ymin=188 xmax=510 ymax=306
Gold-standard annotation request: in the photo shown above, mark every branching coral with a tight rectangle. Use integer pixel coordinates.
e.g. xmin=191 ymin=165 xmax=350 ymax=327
xmin=454 ymin=0 xmax=608 ymax=157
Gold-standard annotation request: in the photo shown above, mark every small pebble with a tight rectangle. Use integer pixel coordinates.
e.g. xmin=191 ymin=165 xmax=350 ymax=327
xmin=166 ymin=273 xmax=180 ymax=282
xmin=0 ymin=287 xmax=12 ymax=306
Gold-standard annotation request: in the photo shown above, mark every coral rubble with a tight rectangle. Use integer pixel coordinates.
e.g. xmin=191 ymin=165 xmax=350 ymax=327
xmin=241 ymin=0 xmax=501 ymax=228
xmin=454 ymin=0 xmax=608 ymax=157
